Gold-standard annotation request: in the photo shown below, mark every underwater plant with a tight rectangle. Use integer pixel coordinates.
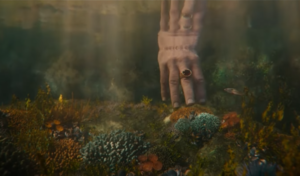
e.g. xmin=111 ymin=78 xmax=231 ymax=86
xmin=141 ymin=95 xmax=153 ymax=107
xmin=220 ymin=146 xmax=238 ymax=176
xmin=188 ymin=155 xmax=207 ymax=176
xmin=80 ymin=130 xmax=150 ymax=172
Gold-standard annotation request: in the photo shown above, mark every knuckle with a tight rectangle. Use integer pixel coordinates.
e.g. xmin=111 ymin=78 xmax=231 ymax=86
xmin=194 ymin=77 xmax=205 ymax=84
xmin=170 ymin=10 xmax=178 ymax=16
xmin=160 ymin=80 xmax=168 ymax=86
xmin=190 ymin=56 xmax=198 ymax=63
xmin=181 ymin=77 xmax=191 ymax=83
xmin=169 ymin=79 xmax=179 ymax=86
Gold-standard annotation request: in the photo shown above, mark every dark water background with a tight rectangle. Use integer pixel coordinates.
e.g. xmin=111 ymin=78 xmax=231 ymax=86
xmin=0 ymin=1 xmax=299 ymax=119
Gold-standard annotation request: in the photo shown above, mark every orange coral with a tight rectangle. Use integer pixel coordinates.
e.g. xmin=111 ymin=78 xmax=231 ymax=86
xmin=221 ymin=112 xmax=240 ymax=129
xmin=53 ymin=120 xmax=61 ymax=125
xmin=138 ymin=155 xmax=148 ymax=162
xmin=147 ymin=154 xmax=158 ymax=163
xmin=153 ymin=161 xmax=163 ymax=171
xmin=45 ymin=121 xmax=53 ymax=128
xmin=137 ymin=153 xmax=163 ymax=172
xmin=141 ymin=161 xmax=153 ymax=172
xmin=170 ymin=105 xmax=214 ymax=122
xmin=56 ymin=125 xmax=64 ymax=132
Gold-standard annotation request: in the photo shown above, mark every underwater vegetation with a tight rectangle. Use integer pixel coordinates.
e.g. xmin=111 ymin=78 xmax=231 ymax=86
xmin=80 ymin=129 xmax=150 ymax=172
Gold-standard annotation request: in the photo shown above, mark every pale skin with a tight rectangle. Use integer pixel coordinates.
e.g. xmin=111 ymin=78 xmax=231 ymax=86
xmin=158 ymin=0 xmax=207 ymax=108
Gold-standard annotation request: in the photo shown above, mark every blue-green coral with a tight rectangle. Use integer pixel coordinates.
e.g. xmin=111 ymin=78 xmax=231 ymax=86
xmin=174 ymin=113 xmax=221 ymax=139
xmin=80 ymin=130 xmax=150 ymax=172
xmin=174 ymin=118 xmax=191 ymax=133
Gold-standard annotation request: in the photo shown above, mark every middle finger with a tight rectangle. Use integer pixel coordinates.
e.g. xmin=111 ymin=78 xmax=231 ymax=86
xmin=168 ymin=59 xmax=180 ymax=108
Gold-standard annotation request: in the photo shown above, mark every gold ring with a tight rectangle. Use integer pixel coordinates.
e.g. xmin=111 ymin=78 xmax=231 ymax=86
xmin=180 ymin=69 xmax=192 ymax=78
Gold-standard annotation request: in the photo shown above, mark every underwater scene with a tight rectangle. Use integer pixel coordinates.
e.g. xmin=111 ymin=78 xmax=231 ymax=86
xmin=0 ymin=0 xmax=300 ymax=176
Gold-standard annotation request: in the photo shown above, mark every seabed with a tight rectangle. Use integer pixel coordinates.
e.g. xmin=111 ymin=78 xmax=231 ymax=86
xmin=0 ymin=89 xmax=298 ymax=176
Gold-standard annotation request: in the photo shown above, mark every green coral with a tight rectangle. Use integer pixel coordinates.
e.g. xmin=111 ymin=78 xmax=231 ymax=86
xmin=174 ymin=118 xmax=191 ymax=133
xmin=174 ymin=113 xmax=221 ymax=139
xmin=191 ymin=113 xmax=221 ymax=136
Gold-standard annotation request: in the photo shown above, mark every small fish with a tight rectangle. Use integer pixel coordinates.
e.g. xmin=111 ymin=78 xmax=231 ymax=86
xmin=224 ymin=88 xmax=244 ymax=95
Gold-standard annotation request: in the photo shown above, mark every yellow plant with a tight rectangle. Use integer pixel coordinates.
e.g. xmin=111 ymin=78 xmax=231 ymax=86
xmin=220 ymin=146 xmax=238 ymax=176
xmin=141 ymin=95 xmax=152 ymax=106
xmin=156 ymin=103 xmax=169 ymax=115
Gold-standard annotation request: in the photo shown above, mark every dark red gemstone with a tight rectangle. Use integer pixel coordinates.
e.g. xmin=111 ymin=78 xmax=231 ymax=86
xmin=183 ymin=70 xmax=191 ymax=76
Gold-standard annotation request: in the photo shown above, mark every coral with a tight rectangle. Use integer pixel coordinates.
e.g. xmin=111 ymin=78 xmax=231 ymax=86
xmin=170 ymin=105 xmax=214 ymax=122
xmin=174 ymin=113 xmax=221 ymax=139
xmin=80 ymin=130 xmax=150 ymax=172
xmin=174 ymin=118 xmax=191 ymax=133
xmin=44 ymin=138 xmax=82 ymax=175
xmin=221 ymin=112 xmax=240 ymax=129
xmin=137 ymin=154 xmax=163 ymax=172
xmin=191 ymin=113 xmax=220 ymax=137
xmin=148 ymin=145 xmax=180 ymax=170
xmin=0 ymin=136 xmax=37 ymax=176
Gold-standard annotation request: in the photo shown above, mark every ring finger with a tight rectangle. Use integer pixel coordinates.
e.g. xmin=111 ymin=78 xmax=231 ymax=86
xmin=178 ymin=58 xmax=195 ymax=105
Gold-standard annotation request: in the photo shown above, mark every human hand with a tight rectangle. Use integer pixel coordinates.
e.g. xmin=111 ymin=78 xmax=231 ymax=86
xmin=158 ymin=0 xmax=206 ymax=108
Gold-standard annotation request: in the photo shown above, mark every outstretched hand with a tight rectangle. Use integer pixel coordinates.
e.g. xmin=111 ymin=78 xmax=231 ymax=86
xmin=158 ymin=0 xmax=206 ymax=108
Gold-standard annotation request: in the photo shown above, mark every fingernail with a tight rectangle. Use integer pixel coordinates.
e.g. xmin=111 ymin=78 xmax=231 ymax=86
xmin=162 ymin=97 xmax=166 ymax=101
xmin=187 ymin=99 xmax=195 ymax=105
xmin=173 ymin=102 xmax=179 ymax=108
xmin=199 ymin=99 xmax=205 ymax=103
